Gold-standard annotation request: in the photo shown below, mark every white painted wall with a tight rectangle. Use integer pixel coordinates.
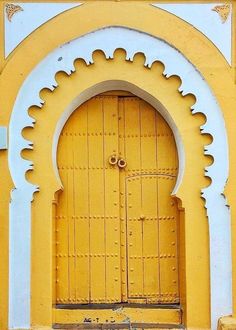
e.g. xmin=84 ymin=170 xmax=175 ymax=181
xmin=4 ymin=2 xmax=82 ymax=57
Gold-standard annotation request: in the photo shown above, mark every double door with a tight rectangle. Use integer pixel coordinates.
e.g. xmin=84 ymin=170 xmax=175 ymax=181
xmin=55 ymin=94 xmax=179 ymax=305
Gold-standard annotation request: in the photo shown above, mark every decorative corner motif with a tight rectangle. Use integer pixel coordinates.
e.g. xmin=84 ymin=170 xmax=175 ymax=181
xmin=5 ymin=3 xmax=23 ymax=22
xmin=212 ymin=4 xmax=231 ymax=23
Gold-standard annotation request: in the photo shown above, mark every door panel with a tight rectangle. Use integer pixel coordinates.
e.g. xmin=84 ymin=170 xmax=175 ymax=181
xmin=56 ymin=96 xmax=121 ymax=304
xmin=126 ymin=176 xmax=143 ymax=299
xmin=126 ymin=174 xmax=178 ymax=303
xmin=126 ymin=175 xmax=160 ymax=301
xmin=142 ymin=175 xmax=159 ymax=299
xmin=56 ymin=94 xmax=179 ymax=305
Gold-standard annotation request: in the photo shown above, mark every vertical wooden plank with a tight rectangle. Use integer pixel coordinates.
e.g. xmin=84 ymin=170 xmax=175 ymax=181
xmin=140 ymin=101 xmax=160 ymax=300
xmin=67 ymin=116 xmax=76 ymax=303
xmin=158 ymin=176 xmax=179 ymax=303
xmin=140 ymin=100 xmax=157 ymax=171
xmin=52 ymin=200 xmax=57 ymax=305
xmin=126 ymin=177 xmax=143 ymax=298
xmin=124 ymin=98 xmax=141 ymax=172
xmin=87 ymin=97 xmax=106 ymax=303
xmin=156 ymin=112 xmax=178 ymax=170
xmin=56 ymin=129 xmax=69 ymax=303
xmin=73 ymin=103 xmax=90 ymax=303
xmin=156 ymin=112 xmax=179 ymax=303
xmin=118 ymin=98 xmax=128 ymax=302
xmin=141 ymin=176 xmax=159 ymax=300
xmin=124 ymin=97 xmax=143 ymax=299
xmin=103 ymin=96 xmax=121 ymax=303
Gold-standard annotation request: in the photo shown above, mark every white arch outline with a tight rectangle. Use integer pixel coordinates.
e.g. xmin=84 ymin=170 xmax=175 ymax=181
xmin=8 ymin=27 xmax=231 ymax=330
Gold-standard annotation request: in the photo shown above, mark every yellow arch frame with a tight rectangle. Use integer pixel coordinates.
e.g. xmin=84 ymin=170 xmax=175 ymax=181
xmin=22 ymin=50 xmax=210 ymax=329
xmin=0 ymin=3 xmax=236 ymax=329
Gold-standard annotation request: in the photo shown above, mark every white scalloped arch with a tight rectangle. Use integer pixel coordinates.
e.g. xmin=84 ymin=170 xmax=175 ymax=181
xmin=8 ymin=27 xmax=231 ymax=330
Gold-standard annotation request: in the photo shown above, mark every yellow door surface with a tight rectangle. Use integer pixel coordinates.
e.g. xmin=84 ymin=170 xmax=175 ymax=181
xmin=55 ymin=94 xmax=179 ymax=305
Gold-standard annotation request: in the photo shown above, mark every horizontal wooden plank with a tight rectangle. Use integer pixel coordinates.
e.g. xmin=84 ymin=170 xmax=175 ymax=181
xmin=55 ymin=304 xmax=180 ymax=310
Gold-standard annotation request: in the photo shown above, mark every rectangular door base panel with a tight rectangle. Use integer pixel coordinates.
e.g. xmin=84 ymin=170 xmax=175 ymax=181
xmin=53 ymin=307 xmax=181 ymax=326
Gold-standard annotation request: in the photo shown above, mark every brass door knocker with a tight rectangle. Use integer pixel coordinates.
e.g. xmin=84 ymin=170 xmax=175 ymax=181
xmin=118 ymin=158 xmax=127 ymax=168
xmin=108 ymin=154 xmax=118 ymax=165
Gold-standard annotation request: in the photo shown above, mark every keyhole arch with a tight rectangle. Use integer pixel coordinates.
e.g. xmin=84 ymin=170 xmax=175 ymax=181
xmin=55 ymin=91 xmax=180 ymax=305
xmin=53 ymin=79 xmax=185 ymax=197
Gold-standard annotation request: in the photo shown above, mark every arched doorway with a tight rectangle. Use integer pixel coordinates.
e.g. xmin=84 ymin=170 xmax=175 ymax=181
xmin=55 ymin=92 xmax=179 ymax=306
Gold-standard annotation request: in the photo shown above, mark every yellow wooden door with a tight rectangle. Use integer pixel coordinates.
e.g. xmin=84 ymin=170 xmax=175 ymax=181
xmin=55 ymin=94 xmax=179 ymax=305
